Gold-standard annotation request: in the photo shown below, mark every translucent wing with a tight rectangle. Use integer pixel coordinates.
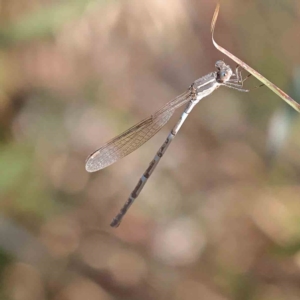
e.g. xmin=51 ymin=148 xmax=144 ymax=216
xmin=86 ymin=90 xmax=191 ymax=172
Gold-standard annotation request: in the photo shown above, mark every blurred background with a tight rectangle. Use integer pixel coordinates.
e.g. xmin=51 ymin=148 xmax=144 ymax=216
xmin=1 ymin=0 xmax=300 ymax=299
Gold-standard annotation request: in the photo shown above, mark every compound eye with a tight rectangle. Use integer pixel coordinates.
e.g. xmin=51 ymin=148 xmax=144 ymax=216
xmin=220 ymin=71 xmax=227 ymax=79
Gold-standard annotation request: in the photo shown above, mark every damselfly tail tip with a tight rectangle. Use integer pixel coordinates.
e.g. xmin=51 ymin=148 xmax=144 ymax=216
xmin=110 ymin=217 xmax=121 ymax=228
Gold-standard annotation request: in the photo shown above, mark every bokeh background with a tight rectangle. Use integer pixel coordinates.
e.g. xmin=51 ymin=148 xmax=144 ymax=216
xmin=1 ymin=0 xmax=300 ymax=299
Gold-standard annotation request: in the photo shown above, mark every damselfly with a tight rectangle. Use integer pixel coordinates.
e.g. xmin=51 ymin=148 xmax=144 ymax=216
xmin=86 ymin=61 xmax=249 ymax=227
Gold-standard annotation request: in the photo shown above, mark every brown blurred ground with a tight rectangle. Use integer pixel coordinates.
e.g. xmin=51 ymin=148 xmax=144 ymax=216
xmin=1 ymin=0 xmax=300 ymax=299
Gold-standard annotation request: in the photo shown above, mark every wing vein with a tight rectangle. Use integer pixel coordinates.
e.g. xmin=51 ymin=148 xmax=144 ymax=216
xmin=85 ymin=90 xmax=192 ymax=172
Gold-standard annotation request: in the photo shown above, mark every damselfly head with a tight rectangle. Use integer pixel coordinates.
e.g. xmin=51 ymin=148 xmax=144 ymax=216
xmin=215 ymin=60 xmax=232 ymax=83
xmin=215 ymin=60 xmax=226 ymax=69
